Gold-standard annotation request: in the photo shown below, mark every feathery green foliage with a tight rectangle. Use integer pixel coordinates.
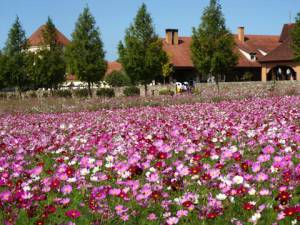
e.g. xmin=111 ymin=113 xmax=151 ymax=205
xmin=66 ymin=7 xmax=107 ymax=96
xmin=104 ymin=70 xmax=131 ymax=87
xmin=292 ymin=13 xmax=300 ymax=61
xmin=3 ymin=16 xmax=30 ymax=93
xmin=191 ymin=0 xmax=237 ymax=90
xmin=30 ymin=17 xmax=66 ymax=89
xmin=118 ymin=3 xmax=167 ymax=95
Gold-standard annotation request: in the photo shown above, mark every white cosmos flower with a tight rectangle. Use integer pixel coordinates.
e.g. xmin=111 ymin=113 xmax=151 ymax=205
xmin=90 ymin=176 xmax=98 ymax=182
xmin=212 ymin=138 xmax=218 ymax=143
xmin=233 ymin=175 xmax=244 ymax=184
xmin=67 ymin=177 xmax=77 ymax=183
xmin=249 ymin=188 xmax=256 ymax=195
xmin=216 ymin=193 xmax=227 ymax=201
xmin=249 ymin=212 xmax=261 ymax=223
xmin=80 ymin=168 xmax=89 ymax=176
xmin=92 ymin=166 xmax=100 ymax=174
xmin=211 ymin=155 xmax=219 ymax=160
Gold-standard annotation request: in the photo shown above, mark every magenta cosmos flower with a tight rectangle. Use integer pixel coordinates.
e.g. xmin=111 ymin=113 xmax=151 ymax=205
xmin=65 ymin=209 xmax=81 ymax=219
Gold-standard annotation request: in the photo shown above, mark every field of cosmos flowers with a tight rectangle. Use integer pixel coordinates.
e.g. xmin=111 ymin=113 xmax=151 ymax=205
xmin=0 ymin=95 xmax=300 ymax=225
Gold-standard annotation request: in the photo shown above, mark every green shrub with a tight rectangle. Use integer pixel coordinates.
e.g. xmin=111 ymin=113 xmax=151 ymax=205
xmin=52 ymin=90 xmax=72 ymax=98
xmin=42 ymin=92 xmax=49 ymax=98
xmin=159 ymin=89 xmax=175 ymax=96
xmin=28 ymin=91 xmax=37 ymax=98
xmin=104 ymin=71 xmax=131 ymax=87
xmin=241 ymin=72 xmax=254 ymax=81
xmin=123 ymin=86 xmax=140 ymax=97
xmin=96 ymin=88 xmax=115 ymax=98
xmin=74 ymin=88 xmax=89 ymax=98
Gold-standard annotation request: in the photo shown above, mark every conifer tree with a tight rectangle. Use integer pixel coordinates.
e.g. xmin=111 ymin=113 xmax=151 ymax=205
xmin=3 ymin=16 xmax=30 ymax=94
xmin=33 ymin=17 xmax=66 ymax=89
xmin=191 ymin=0 xmax=237 ymax=91
xmin=292 ymin=13 xmax=300 ymax=61
xmin=118 ymin=3 xmax=167 ymax=95
xmin=0 ymin=51 xmax=5 ymax=90
xmin=66 ymin=7 xmax=107 ymax=96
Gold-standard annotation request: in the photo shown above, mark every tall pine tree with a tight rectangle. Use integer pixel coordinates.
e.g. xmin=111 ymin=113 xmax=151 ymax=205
xmin=66 ymin=7 xmax=107 ymax=96
xmin=32 ymin=17 xmax=66 ymax=89
xmin=0 ymin=51 xmax=5 ymax=90
xmin=118 ymin=3 xmax=167 ymax=95
xmin=292 ymin=13 xmax=300 ymax=61
xmin=3 ymin=16 xmax=30 ymax=94
xmin=191 ymin=0 xmax=237 ymax=91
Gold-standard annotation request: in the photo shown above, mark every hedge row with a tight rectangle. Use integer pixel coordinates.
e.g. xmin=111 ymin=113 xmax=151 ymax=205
xmin=0 ymin=87 xmax=142 ymax=99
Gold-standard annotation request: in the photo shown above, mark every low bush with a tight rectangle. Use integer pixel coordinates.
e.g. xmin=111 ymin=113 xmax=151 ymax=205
xmin=123 ymin=86 xmax=140 ymax=97
xmin=0 ymin=92 xmax=6 ymax=99
xmin=28 ymin=91 xmax=37 ymax=98
xmin=104 ymin=71 xmax=131 ymax=87
xmin=42 ymin=92 xmax=49 ymax=98
xmin=159 ymin=89 xmax=175 ymax=96
xmin=285 ymin=87 xmax=298 ymax=96
xmin=52 ymin=90 xmax=72 ymax=98
xmin=96 ymin=88 xmax=115 ymax=98
xmin=74 ymin=89 xmax=89 ymax=98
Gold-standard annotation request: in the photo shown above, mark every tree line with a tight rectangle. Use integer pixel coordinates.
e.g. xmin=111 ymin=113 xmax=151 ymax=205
xmin=1 ymin=0 xmax=299 ymax=96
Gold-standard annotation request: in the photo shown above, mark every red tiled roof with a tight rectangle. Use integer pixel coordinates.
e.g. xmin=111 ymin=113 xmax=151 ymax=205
xmin=260 ymin=24 xmax=295 ymax=62
xmin=279 ymin=24 xmax=295 ymax=42
xmin=28 ymin=25 xmax=70 ymax=46
xmin=162 ymin=34 xmax=280 ymax=68
xmin=106 ymin=61 xmax=122 ymax=75
xmin=162 ymin=37 xmax=193 ymax=67
xmin=66 ymin=74 xmax=77 ymax=81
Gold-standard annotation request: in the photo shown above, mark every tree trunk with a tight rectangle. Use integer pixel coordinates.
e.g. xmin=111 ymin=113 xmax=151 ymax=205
xmin=216 ymin=76 xmax=220 ymax=95
xmin=144 ymin=83 xmax=148 ymax=97
xmin=164 ymin=77 xmax=166 ymax=85
xmin=17 ymin=86 xmax=22 ymax=98
xmin=88 ymin=82 xmax=92 ymax=97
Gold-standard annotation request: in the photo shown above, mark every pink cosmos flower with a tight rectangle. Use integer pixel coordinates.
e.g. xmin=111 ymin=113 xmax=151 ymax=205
xmin=147 ymin=213 xmax=157 ymax=221
xmin=109 ymin=188 xmax=121 ymax=196
xmin=252 ymin=163 xmax=261 ymax=173
xmin=262 ymin=145 xmax=275 ymax=154
xmin=176 ymin=209 xmax=188 ymax=218
xmin=166 ymin=217 xmax=179 ymax=225
xmin=256 ymin=172 xmax=268 ymax=182
xmin=0 ymin=191 xmax=11 ymax=202
xmin=61 ymin=184 xmax=73 ymax=195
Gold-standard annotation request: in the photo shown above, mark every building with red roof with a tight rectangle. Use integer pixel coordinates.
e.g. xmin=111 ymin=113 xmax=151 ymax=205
xmin=28 ymin=25 xmax=70 ymax=52
xmin=260 ymin=24 xmax=300 ymax=81
xmin=28 ymin=23 xmax=300 ymax=83
xmin=162 ymin=27 xmax=282 ymax=82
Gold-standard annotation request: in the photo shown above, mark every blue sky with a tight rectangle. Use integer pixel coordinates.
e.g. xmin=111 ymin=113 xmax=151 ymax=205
xmin=0 ymin=0 xmax=299 ymax=60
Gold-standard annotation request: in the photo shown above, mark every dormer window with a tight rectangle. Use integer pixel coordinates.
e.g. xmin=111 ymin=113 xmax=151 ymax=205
xmin=250 ymin=52 xmax=257 ymax=61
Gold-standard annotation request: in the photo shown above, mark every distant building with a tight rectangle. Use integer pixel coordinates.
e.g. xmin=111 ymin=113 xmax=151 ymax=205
xmin=162 ymin=27 xmax=281 ymax=82
xmin=28 ymin=25 xmax=70 ymax=52
xmin=28 ymin=23 xmax=300 ymax=84
xmin=260 ymin=24 xmax=300 ymax=81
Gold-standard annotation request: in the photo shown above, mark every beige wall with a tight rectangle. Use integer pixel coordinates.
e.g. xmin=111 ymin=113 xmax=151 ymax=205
xmin=261 ymin=61 xmax=300 ymax=81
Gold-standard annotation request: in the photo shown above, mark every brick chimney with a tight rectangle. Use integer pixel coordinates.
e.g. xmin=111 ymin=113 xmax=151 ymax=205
xmin=238 ymin=27 xmax=245 ymax=42
xmin=166 ymin=29 xmax=179 ymax=45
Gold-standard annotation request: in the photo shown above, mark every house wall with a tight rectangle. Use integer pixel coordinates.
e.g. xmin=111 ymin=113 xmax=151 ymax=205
xmin=171 ymin=67 xmax=200 ymax=82
xmin=261 ymin=62 xmax=300 ymax=81
xmin=228 ymin=67 xmax=261 ymax=81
